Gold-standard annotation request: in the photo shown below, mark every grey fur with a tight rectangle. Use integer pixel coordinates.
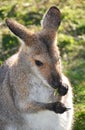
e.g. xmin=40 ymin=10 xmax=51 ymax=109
xmin=0 ymin=6 xmax=73 ymax=130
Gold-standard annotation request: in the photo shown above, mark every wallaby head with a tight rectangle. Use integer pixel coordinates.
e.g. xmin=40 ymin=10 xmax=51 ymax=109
xmin=6 ymin=6 xmax=68 ymax=96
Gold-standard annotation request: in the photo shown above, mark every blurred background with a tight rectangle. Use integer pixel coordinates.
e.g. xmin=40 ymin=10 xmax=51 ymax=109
xmin=0 ymin=0 xmax=85 ymax=129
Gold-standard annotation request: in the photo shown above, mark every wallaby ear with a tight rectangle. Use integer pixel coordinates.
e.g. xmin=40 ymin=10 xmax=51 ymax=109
xmin=41 ymin=6 xmax=61 ymax=31
xmin=6 ymin=18 xmax=34 ymax=43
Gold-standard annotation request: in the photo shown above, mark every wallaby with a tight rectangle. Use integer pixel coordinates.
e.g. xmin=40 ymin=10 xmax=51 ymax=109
xmin=0 ymin=6 xmax=73 ymax=130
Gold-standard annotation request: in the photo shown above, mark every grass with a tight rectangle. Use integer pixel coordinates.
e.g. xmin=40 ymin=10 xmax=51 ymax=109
xmin=0 ymin=0 xmax=85 ymax=130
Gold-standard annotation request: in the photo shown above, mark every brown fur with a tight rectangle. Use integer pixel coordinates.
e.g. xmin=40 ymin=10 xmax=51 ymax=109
xmin=0 ymin=6 xmax=73 ymax=130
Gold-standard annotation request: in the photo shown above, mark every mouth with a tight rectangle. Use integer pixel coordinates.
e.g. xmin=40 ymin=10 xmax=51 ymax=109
xmin=57 ymin=85 xmax=68 ymax=96
xmin=50 ymin=82 xmax=68 ymax=96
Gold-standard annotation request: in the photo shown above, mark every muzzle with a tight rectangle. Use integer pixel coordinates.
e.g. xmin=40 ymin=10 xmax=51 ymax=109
xmin=50 ymin=77 xmax=68 ymax=96
xmin=57 ymin=83 xmax=68 ymax=96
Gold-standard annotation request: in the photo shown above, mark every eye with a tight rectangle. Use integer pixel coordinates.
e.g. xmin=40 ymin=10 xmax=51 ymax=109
xmin=35 ymin=60 xmax=43 ymax=67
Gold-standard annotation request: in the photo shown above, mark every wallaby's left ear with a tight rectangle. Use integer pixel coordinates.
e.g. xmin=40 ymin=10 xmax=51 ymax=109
xmin=41 ymin=6 xmax=61 ymax=31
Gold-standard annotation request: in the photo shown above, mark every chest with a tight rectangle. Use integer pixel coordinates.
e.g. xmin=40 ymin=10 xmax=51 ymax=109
xmin=23 ymin=111 xmax=69 ymax=130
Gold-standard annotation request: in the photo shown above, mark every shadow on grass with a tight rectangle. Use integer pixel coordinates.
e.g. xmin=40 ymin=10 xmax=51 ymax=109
xmin=22 ymin=11 xmax=43 ymax=26
xmin=71 ymin=24 xmax=85 ymax=36
xmin=0 ymin=34 xmax=19 ymax=62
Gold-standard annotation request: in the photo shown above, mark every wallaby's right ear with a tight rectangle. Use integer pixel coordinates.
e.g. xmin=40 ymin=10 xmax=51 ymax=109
xmin=6 ymin=18 xmax=34 ymax=43
xmin=41 ymin=6 xmax=61 ymax=31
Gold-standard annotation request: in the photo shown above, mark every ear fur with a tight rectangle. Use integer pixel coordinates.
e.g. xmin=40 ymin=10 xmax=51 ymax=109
xmin=41 ymin=6 xmax=61 ymax=31
xmin=6 ymin=18 xmax=34 ymax=42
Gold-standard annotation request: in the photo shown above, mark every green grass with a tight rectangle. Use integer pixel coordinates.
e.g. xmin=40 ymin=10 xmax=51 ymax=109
xmin=0 ymin=0 xmax=85 ymax=130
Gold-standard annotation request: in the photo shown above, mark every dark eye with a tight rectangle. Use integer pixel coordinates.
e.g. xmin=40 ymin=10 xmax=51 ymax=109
xmin=35 ymin=60 xmax=43 ymax=67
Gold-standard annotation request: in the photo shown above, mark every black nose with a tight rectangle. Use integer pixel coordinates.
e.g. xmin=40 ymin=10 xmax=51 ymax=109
xmin=58 ymin=84 xmax=68 ymax=96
